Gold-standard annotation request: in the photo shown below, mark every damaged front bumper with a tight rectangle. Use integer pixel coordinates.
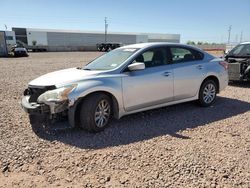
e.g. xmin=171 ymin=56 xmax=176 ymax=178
xmin=21 ymin=96 xmax=68 ymax=115
xmin=21 ymin=96 xmax=50 ymax=114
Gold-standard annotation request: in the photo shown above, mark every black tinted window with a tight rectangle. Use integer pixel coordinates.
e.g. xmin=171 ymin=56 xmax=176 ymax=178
xmin=170 ymin=47 xmax=203 ymax=63
xmin=134 ymin=48 xmax=169 ymax=68
xmin=229 ymin=44 xmax=250 ymax=56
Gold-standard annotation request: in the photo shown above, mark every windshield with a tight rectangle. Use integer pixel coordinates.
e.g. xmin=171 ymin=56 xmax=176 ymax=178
xmin=84 ymin=48 xmax=138 ymax=70
xmin=228 ymin=44 xmax=250 ymax=57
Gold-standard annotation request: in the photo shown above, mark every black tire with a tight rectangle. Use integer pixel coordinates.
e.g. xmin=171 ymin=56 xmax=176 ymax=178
xmin=198 ymin=79 xmax=217 ymax=107
xmin=79 ymin=93 xmax=112 ymax=132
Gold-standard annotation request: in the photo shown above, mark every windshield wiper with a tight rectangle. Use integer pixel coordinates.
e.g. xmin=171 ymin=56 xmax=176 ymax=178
xmin=76 ymin=67 xmax=92 ymax=70
xmin=83 ymin=68 xmax=92 ymax=70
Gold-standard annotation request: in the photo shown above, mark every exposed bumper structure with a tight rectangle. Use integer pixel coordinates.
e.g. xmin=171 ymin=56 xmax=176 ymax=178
xmin=228 ymin=63 xmax=242 ymax=81
xmin=21 ymin=95 xmax=68 ymax=115
xmin=227 ymin=58 xmax=250 ymax=81
xmin=21 ymin=96 xmax=50 ymax=114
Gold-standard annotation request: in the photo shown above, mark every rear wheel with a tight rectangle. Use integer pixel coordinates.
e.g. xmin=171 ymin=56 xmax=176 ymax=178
xmin=79 ymin=93 xmax=112 ymax=132
xmin=198 ymin=80 xmax=217 ymax=107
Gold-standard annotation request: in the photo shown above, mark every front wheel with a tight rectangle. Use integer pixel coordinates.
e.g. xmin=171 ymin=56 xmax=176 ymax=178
xmin=79 ymin=93 xmax=112 ymax=132
xmin=198 ymin=80 xmax=217 ymax=107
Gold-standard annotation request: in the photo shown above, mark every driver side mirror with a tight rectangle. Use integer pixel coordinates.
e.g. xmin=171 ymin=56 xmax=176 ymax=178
xmin=128 ymin=62 xmax=145 ymax=71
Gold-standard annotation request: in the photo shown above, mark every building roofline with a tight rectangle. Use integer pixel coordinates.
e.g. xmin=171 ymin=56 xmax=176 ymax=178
xmin=12 ymin=27 xmax=180 ymax=37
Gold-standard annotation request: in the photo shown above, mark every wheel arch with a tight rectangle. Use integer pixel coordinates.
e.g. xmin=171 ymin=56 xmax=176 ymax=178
xmin=200 ymin=75 xmax=220 ymax=93
xmin=69 ymin=90 xmax=120 ymax=128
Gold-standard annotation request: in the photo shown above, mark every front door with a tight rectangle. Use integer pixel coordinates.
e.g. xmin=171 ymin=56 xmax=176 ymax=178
xmin=122 ymin=47 xmax=174 ymax=111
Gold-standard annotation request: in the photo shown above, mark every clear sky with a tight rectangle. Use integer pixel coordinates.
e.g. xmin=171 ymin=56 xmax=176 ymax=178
xmin=1 ymin=0 xmax=250 ymax=43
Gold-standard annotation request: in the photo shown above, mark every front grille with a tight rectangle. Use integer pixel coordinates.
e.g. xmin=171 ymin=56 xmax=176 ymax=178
xmin=28 ymin=88 xmax=47 ymax=102
xmin=24 ymin=85 xmax=56 ymax=103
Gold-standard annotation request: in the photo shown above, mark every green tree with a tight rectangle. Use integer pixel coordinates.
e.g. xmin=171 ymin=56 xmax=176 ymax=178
xmin=186 ymin=40 xmax=196 ymax=45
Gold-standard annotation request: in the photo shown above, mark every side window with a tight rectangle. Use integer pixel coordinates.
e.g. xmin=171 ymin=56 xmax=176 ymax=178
xmin=170 ymin=47 xmax=203 ymax=63
xmin=143 ymin=51 xmax=154 ymax=62
xmin=134 ymin=48 xmax=168 ymax=68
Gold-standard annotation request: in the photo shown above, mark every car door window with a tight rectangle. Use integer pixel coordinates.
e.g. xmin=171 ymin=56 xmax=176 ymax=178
xmin=134 ymin=48 xmax=168 ymax=68
xmin=170 ymin=47 xmax=203 ymax=64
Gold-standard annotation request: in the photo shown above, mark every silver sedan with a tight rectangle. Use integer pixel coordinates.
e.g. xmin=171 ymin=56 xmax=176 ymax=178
xmin=21 ymin=43 xmax=228 ymax=132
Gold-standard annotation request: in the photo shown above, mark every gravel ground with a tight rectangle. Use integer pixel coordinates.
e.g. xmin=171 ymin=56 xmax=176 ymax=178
xmin=0 ymin=52 xmax=250 ymax=188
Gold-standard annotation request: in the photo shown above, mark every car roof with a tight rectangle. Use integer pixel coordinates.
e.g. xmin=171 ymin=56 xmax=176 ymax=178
xmin=121 ymin=42 xmax=204 ymax=53
xmin=121 ymin=42 xmax=181 ymax=49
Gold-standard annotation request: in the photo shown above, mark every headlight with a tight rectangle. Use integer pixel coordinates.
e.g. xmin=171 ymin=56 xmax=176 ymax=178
xmin=38 ymin=84 xmax=77 ymax=103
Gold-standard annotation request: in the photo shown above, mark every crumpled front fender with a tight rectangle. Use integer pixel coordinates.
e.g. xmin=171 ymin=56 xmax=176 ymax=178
xmin=67 ymin=78 xmax=123 ymax=127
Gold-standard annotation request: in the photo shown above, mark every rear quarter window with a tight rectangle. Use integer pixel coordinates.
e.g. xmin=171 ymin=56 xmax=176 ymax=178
xmin=170 ymin=47 xmax=204 ymax=63
xmin=192 ymin=49 xmax=204 ymax=60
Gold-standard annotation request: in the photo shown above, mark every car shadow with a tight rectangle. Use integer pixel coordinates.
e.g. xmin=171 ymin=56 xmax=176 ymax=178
xmin=31 ymin=96 xmax=250 ymax=149
xmin=229 ymin=81 xmax=250 ymax=88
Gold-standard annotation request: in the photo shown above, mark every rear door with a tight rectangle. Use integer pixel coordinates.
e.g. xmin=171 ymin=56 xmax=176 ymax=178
xmin=169 ymin=46 xmax=206 ymax=100
xmin=122 ymin=47 xmax=174 ymax=111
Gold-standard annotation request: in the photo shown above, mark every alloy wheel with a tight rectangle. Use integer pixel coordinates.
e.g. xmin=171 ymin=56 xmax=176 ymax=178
xmin=94 ymin=99 xmax=111 ymax=128
xmin=203 ymin=83 xmax=216 ymax=104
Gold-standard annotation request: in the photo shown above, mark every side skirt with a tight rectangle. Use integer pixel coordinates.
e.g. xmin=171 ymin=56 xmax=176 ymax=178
xmin=118 ymin=95 xmax=199 ymax=119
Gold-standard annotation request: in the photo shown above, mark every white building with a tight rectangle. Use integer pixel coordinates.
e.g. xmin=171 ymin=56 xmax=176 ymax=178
xmin=12 ymin=27 xmax=180 ymax=51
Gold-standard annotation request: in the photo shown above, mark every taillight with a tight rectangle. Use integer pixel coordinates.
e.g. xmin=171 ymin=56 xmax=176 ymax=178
xmin=219 ymin=61 xmax=228 ymax=70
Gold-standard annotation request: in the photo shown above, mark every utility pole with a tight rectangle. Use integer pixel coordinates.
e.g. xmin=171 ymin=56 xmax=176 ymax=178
xmin=104 ymin=17 xmax=108 ymax=43
xmin=228 ymin=25 xmax=232 ymax=44
xmin=4 ymin=24 xmax=7 ymax=30
xmin=240 ymin=31 xmax=243 ymax=43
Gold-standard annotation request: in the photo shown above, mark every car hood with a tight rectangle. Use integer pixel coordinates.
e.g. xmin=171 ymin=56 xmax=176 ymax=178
xmin=29 ymin=68 xmax=102 ymax=87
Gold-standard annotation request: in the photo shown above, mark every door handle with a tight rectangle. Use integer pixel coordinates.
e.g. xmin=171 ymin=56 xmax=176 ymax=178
xmin=196 ymin=65 xmax=203 ymax=70
xmin=162 ymin=72 xmax=171 ymax=77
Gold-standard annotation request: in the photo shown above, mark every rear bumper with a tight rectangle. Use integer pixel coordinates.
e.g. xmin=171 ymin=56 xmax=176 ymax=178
xmin=21 ymin=96 xmax=49 ymax=114
xmin=218 ymin=71 xmax=229 ymax=92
